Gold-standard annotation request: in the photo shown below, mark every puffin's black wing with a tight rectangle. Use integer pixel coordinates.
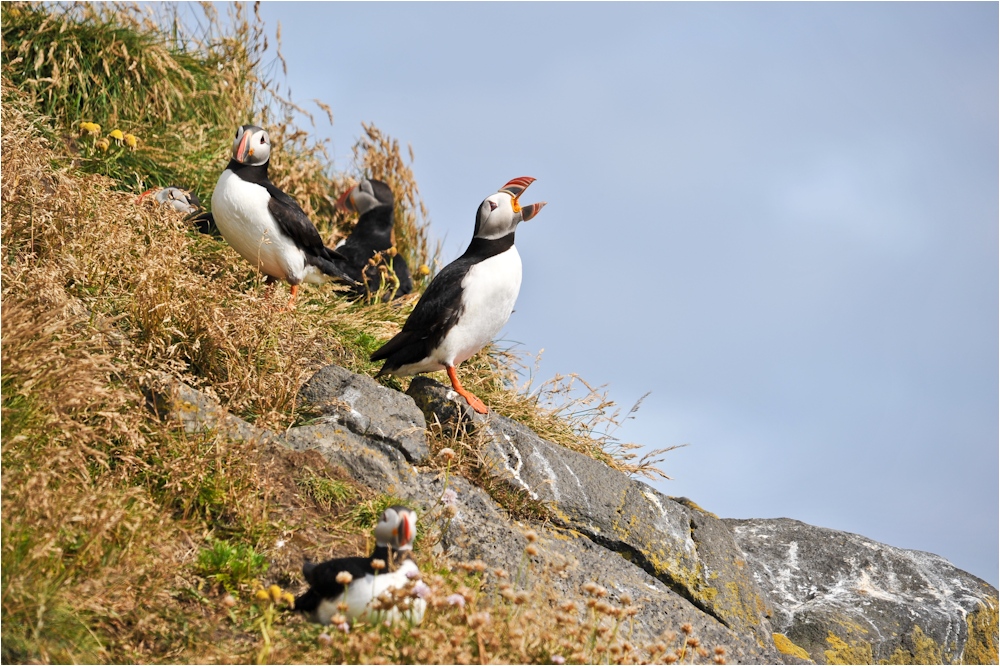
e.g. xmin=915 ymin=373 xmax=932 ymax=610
xmin=264 ymin=184 xmax=333 ymax=257
xmin=263 ymin=183 xmax=358 ymax=283
xmin=370 ymin=257 xmax=474 ymax=370
xmin=295 ymin=554 xmax=377 ymax=611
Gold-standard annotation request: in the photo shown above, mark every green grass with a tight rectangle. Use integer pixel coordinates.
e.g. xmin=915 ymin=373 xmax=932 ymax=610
xmin=196 ymin=539 xmax=269 ymax=593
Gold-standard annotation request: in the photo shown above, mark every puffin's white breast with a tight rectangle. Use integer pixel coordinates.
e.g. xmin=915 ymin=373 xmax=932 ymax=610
xmin=433 ymin=247 xmax=522 ymax=367
xmin=211 ymin=170 xmax=308 ymax=283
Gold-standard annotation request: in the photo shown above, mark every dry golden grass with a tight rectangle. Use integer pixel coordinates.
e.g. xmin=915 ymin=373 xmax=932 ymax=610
xmin=1 ymin=3 xmax=686 ymax=662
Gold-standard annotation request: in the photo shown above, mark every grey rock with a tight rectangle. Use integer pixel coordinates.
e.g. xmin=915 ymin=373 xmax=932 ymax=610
xmin=145 ymin=372 xmax=278 ymax=444
xmin=299 ymin=364 xmax=429 ymax=464
xmin=726 ymin=517 xmax=1000 ymax=664
xmin=407 ymin=376 xmax=779 ymax=653
xmin=283 ymin=424 xmax=415 ymax=495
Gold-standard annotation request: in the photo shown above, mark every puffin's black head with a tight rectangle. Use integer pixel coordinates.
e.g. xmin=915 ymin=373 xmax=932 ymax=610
xmin=372 ymin=505 xmax=417 ymax=551
xmin=231 ymin=125 xmax=271 ymax=167
xmin=473 ymin=177 xmax=546 ymax=240
xmin=336 ymin=178 xmax=394 ymax=216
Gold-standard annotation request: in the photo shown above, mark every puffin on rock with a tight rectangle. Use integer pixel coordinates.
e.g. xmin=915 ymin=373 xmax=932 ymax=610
xmin=295 ymin=505 xmax=424 ymax=626
xmin=370 ymin=177 xmax=546 ymax=414
xmin=211 ymin=125 xmax=355 ymax=309
xmin=335 ymin=178 xmax=413 ymax=300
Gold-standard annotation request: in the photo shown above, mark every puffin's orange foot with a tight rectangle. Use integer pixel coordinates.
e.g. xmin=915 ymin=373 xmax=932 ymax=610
xmin=446 ymin=365 xmax=489 ymax=414
xmin=282 ymin=284 xmax=299 ymax=311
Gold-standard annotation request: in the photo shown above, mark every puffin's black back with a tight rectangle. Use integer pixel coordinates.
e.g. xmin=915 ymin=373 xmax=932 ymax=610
xmin=294 ymin=544 xmax=390 ymax=613
xmin=339 ymin=180 xmax=412 ymax=300
xmin=370 ymin=234 xmax=514 ymax=372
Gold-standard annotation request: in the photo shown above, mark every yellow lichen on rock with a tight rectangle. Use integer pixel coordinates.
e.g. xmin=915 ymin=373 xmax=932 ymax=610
xmin=963 ymin=600 xmax=999 ymax=665
xmin=881 ymin=626 xmax=943 ymax=665
xmin=773 ymin=633 xmax=810 ymax=661
xmin=824 ymin=631 xmax=874 ymax=665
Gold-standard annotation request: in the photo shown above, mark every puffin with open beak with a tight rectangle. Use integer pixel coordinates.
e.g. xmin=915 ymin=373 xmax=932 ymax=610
xmin=210 ymin=125 xmax=355 ymax=309
xmin=334 ymin=178 xmax=413 ymax=300
xmin=370 ymin=177 xmax=546 ymax=414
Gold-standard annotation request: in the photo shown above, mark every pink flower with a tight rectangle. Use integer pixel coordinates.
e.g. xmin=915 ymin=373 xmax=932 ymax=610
xmin=413 ymin=581 xmax=431 ymax=599
xmin=552 ymin=655 xmax=566 ymax=664
xmin=446 ymin=593 xmax=466 ymax=607
xmin=442 ymin=488 xmax=459 ymax=506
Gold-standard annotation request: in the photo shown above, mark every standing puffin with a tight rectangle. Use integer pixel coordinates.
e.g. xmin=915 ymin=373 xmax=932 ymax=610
xmin=211 ymin=125 xmax=355 ymax=309
xmin=295 ymin=506 xmax=420 ymax=625
xmin=370 ymin=177 xmax=546 ymax=414
xmin=335 ymin=178 xmax=413 ymax=300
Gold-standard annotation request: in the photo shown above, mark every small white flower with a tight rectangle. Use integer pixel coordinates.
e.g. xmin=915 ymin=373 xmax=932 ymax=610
xmin=446 ymin=593 xmax=466 ymax=607
xmin=442 ymin=488 xmax=459 ymax=507
xmin=275 ymin=539 xmax=286 ymax=549
xmin=552 ymin=655 xmax=566 ymax=664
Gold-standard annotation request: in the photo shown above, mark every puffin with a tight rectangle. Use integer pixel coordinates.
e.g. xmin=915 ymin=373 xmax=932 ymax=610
xmin=370 ymin=177 xmax=545 ymax=414
xmin=295 ymin=505 xmax=422 ymax=626
xmin=334 ymin=178 xmax=413 ymax=300
xmin=210 ymin=125 xmax=355 ymax=309
xmin=137 ymin=186 xmax=217 ymax=235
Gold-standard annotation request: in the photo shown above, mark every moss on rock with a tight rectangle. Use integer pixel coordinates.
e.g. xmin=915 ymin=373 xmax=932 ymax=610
xmin=774 ymin=633 xmax=811 ymax=661
xmin=963 ymin=600 xmax=999 ymax=665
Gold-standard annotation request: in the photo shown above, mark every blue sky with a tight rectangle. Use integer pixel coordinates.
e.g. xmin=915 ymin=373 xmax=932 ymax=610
xmin=241 ymin=2 xmax=997 ymax=586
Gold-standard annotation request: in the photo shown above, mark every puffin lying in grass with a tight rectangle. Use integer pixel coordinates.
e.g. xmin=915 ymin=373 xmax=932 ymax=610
xmin=210 ymin=124 xmax=356 ymax=309
xmin=335 ymin=178 xmax=413 ymax=301
xmin=295 ymin=506 xmax=425 ymax=626
xmin=371 ymin=177 xmax=546 ymax=414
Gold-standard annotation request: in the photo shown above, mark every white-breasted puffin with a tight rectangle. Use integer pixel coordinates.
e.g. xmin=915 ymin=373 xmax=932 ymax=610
xmin=295 ymin=505 xmax=423 ymax=626
xmin=334 ymin=178 xmax=413 ymax=300
xmin=370 ymin=177 xmax=546 ymax=414
xmin=211 ymin=125 xmax=355 ymax=309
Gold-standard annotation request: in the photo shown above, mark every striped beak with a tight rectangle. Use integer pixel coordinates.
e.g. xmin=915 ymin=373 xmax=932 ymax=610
xmin=234 ymin=130 xmax=253 ymax=163
xmin=336 ymin=184 xmax=356 ymax=212
xmin=499 ymin=177 xmax=546 ymax=221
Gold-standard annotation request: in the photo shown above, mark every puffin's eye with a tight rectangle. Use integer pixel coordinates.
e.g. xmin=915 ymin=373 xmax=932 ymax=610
xmin=489 ymin=201 xmax=497 ymax=212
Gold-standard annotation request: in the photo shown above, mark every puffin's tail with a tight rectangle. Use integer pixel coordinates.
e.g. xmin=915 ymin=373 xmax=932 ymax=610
xmin=308 ymin=248 xmax=360 ymax=287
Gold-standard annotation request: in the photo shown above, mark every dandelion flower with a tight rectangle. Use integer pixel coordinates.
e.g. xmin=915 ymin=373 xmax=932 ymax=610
xmin=268 ymin=584 xmax=283 ymax=603
xmin=95 ymin=137 xmax=110 ymax=152
xmin=254 ymin=589 xmax=270 ymax=602
xmin=418 ymin=264 xmax=431 ymax=276
xmin=109 ymin=129 xmax=124 ymax=142
xmin=282 ymin=592 xmax=295 ymax=607
xmin=124 ymin=133 xmax=138 ymax=150
xmin=79 ymin=121 xmax=101 ymax=135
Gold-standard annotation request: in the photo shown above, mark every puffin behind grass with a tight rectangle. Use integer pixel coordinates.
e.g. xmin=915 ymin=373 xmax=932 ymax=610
xmin=295 ymin=506 xmax=424 ymax=626
xmin=370 ymin=177 xmax=546 ymax=414
xmin=210 ymin=125 xmax=356 ymax=309
xmin=334 ymin=178 xmax=413 ymax=301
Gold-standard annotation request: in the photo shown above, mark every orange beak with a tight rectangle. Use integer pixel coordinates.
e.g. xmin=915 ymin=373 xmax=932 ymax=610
xmin=336 ymin=185 xmax=356 ymax=212
xmin=234 ymin=130 xmax=253 ymax=163
xmin=499 ymin=177 xmax=546 ymax=221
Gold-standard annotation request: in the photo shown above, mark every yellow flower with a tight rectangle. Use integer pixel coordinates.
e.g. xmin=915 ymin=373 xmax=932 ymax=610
xmin=79 ymin=121 xmax=101 ymax=136
xmin=95 ymin=137 xmax=110 ymax=152
xmin=418 ymin=264 xmax=431 ymax=276
xmin=268 ymin=584 xmax=282 ymax=603
xmin=109 ymin=129 xmax=124 ymax=142
xmin=254 ymin=589 xmax=270 ymax=602
xmin=282 ymin=592 xmax=295 ymax=607
xmin=124 ymin=133 xmax=138 ymax=150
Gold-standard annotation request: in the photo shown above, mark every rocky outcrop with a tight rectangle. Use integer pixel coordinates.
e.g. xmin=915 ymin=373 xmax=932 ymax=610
xmin=726 ymin=518 xmax=999 ymax=664
xmin=146 ymin=365 xmax=999 ymax=665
